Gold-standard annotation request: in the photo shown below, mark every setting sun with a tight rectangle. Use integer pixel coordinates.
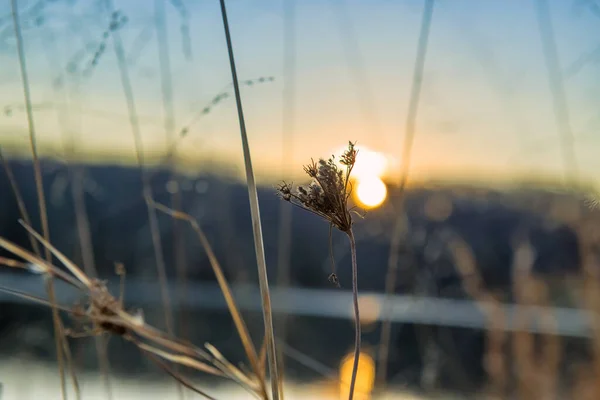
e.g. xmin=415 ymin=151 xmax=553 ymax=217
xmin=333 ymin=145 xmax=389 ymax=208
xmin=356 ymin=176 xmax=387 ymax=208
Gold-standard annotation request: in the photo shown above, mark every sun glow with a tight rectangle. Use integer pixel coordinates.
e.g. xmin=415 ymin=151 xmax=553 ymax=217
xmin=334 ymin=145 xmax=389 ymax=208
xmin=352 ymin=149 xmax=387 ymax=180
xmin=356 ymin=176 xmax=387 ymax=208
xmin=339 ymin=351 xmax=375 ymax=399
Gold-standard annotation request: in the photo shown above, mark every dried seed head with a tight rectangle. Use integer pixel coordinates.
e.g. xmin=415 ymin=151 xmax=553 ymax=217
xmin=275 ymin=141 xmax=359 ymax=233
xmin=584 ymin=192 xmax=600 ymax=210
xmin=340 ymin=141 xmax=357 ymax=166
xmin=328 ymin=273 xmax=340 ymax=287
xmin=276 ymin=182 xmax=293 ymax=201
xmin=303 ymin=159 xmax=318 ymax=178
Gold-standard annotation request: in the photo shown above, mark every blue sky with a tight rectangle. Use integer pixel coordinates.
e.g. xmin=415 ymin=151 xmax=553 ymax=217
xmin=0 ymin=0 xmax=599 ymax=186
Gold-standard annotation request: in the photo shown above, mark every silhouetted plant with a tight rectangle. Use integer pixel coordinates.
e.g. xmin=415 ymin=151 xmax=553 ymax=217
xmin=277 ymin=141 xmax=363 ymax=400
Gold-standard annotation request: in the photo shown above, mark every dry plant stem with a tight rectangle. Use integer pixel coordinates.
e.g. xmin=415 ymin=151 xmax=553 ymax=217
xmin=346 ymin=229 xmax=361 ymax=400
xmin=376 ymin=215 xmax=404 ymax=387
xmin=204 ymin=343 xmax=264 ymax=393
xmin=513 ymin=288 xmax=535 ymax=398
xmin=0 ymin=241 xmax=85 ymax=290
xmin=64 ymin=49 xmax=115 ymax=389
xmin=275 ymin=1 xmax=297 ymax=395
xmin=140 ymin=348 xmax=217 ymax=400
xmin=484 ymin=303 xmax=507 ymax=400
xmin=71 ymin=170 xmax=98 ymax=278
xmin=61 ymin=44 xmax=113 ymax=400
xmin=60 ymin=331 xmax=81 ymax=399
xmin=10 ymin=1 xmax=70 ymax=398
xmin=10 ymin=0 xmax=52 ymax=264
xmin=581 ymin=238 xmax=600 ymax=396
xmin=0 ymin=148 xmax=41 ymax=255
xmin=535 ymin=287 xmax=560 ymax=399
xmin=133 ymin=340 xmax=223 ymax=377
xmin=377 ymin=0 xmax=435 ymax=390
xmin=331 ymin=0 xmax=383 ymax=140
xmin=219 ymin=0 xmax=281 ymax=398
xmin=105 ymin=0 xmax=175 ymax=337
xmin=275 ymin=201 xmax=292 ymax=389
xmin=258 ymin=335 xmax=268 ymax=373
xmin=511 ymin=242 xmax=538 ymax=399
xmin=151 ymin=202 xmax=269 ymax=398
xmin=154 ymin=0 xmax=185 ymax=396
xmin=512 ymin=242 xmax=560 ymax=399
xmin=155 ymin=0 xmax=188 ymax=333
xmin=449 ymin=238 xmax=507 ymax=398
xmin=276 ymin=142 xmax=358 ymax=398
xmin=0 ymin=229 xmax=265 ymax=398
xmin=71 ymin=169 xmax=114 ymax=399
xmin=535 ymin=0 xmax=578 ymax=181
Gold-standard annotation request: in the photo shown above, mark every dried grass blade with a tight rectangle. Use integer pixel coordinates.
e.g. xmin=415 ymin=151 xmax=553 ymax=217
xmin=0 ymin=237 xmax=85 ymax=290
xmin=0 ymin=149 xmax=41 ymax=256
xmin=204 ymin=343 xmax=260 ymax=392
xmin=219 ymin=1 xmax=280 ymax=398
xmin=140 ymin=347 xmax=218 ymax=400
xmin=151 ymin=202 xmax=266 ymax=390
xmin=134 ymin=340 xmax=223 ymax=376
xmin=259 ymin=335 xmax=268 ymax=377
xmin=0 ymin=286 xmax=75 ymax=314
xmin=18 ymin=221 xmax=91 ymax=287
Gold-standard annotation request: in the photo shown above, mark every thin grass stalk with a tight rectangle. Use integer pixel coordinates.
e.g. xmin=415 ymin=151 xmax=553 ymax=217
xmin=45 ymin=61 xmax=95 ymax=400
xmin=53 ymin=112 xmax=98 ymax=400
xmin=70 ymin=160 xmax=97 ymax=278
xmin=151 ymin=202 xmax=269 ymax=398
xmin=10 ymin=1 xmax=69 ymax=397
xmin=10 ymin=0 xmax=52 ymax=264
xmin=377 ymin=0 xmax=435 ymax=390
xmin=376 ymin=213 xmax=406 ymax=387
xmin=346 ymin=229 xmax=361 ymax=400
xmin=511 ymin=239 xmax=560 ymax=399
xmin=258 ymin=335 xmax=268 ymax=374
xmin=275 ymin=0 xmax=296 ymax=396
xmin=535 ymin=0 xmax=578 ymax=182
xmin=61 ymin=330 xmax=81 ymax=399
xmin=331 ymin=0 xmax=383 ymax=140
xmin=511 ymin=243 xmax=536 ymax=399
xmin=104 ymin=0 xmax=175 ymax=338
xmin=219 ymin=1 xmax=280 ymax=398
xmin=449 ymin=237 xmax=507 ymax=399
xmin=538 ymin=285 xmax=560 ymax=399
xmin=275 ymin=201 xmax=292 ymax=386
xmin=484 ymin=302 xmax=508 ymax=400
xmin=47 ymin=23 xmax=115 ymax=394
xmin=580 ymin=233 xmax=600 ymax=396
xmin=154 ymin=0 xmax=186 ymax=396
xmin=71 ymin=168 xmax=114 ymax=399
xmin=139 ymin=347 xmax=218 ymax=400
xmin=204 ymin=343 xmax=263 ymax=391
xmin=142 ymin=350 xmax=217 ymax=400
xmin=154 ymin=0 xmax=188 ymax=323
xmin=0 ymin=148 xmax=41 ymax=255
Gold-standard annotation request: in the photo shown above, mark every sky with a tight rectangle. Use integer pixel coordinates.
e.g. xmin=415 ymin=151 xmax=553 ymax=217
xmin=0 ymin=0 xmax=599 ymax=187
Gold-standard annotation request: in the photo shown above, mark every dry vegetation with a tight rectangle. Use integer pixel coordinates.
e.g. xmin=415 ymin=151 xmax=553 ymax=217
xmin=2 ymin=1 xmax=600 ymax=400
